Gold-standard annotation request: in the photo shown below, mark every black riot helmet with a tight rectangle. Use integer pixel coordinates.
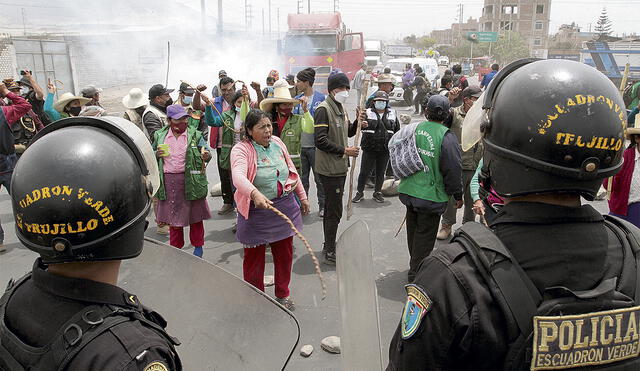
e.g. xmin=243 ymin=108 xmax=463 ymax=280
xmin=10 ymin=116 xmax=160 ymax=264
xmin=466 ymin=58 xmax=626 ymax=200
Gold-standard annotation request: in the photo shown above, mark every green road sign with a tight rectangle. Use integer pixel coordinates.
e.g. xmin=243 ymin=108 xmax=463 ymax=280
xmin=467 ymin=31 xmax=498 ymax=43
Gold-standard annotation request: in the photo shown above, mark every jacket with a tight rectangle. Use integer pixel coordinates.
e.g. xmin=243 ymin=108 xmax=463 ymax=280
xmin=208 ymin=96 xmax=229 ymax=149
xmin=605 ymin=146 xmax=637 ymax=216
xmin=361 ymin=107 xmax=400 ymax=152
xmin=313 ymin=95 xmax=358 ymax=177
xmin=204 ymin=106 xmax=238 ymax=169
xmin=450 ymin=105 xmax=484 ymax=171
xmin=152 ymin=126 xmax=208 ymax=201
xmin=231 ymin=136 xmax=307 ymax=219
xmin=43 ymin=92 xmax=70 ymax=122
xmin=143 ymin=104 xmax=168 ymax=141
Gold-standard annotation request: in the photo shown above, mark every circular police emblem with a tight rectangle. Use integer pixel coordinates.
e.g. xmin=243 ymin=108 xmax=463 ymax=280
xmin=144 ymin=361 xmax=169 ymax=371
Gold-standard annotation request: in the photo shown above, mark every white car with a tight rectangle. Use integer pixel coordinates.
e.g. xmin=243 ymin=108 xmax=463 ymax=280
xmin=386 ymin=57 xmax=439 ymax=103
xmin=438 ymin=56 xmax=450 ymax=66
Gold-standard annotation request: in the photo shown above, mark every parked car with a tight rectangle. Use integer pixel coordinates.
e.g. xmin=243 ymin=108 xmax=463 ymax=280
xmin=386 ymin=57 xmax=439 ymax=103
xmin=438 ymin=56 xmax=449 ymax=66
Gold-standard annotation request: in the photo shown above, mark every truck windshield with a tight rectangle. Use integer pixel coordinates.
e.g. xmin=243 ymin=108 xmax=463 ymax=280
xmin=366 ymin=50 xmax=381 ymax=57
xmin=285 ymin=34 xmax=337 ymax=55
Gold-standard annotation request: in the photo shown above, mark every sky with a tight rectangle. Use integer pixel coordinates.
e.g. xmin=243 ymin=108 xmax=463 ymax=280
xmin=0 ymin=0 xmax=637 ymax=40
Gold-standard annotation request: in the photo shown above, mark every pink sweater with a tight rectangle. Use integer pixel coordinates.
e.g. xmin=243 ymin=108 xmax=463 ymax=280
xmin=231 ymin=136 xmax=307 ymax=219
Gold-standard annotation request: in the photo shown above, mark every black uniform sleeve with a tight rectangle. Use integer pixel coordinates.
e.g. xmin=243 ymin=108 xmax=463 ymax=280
xmin=314 ymin=106 xmax=345 ymax=156
xmin=440 ymin=131 xmax=463 ymax=200
xmin=143 ymin=112 xmax=163 ymax=141
xmin=348 ymin=117 xmax=358 ymax=137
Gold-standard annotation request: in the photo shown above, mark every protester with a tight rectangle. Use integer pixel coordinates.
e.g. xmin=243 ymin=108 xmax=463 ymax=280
xmin=451 ymin=64 xmax=469 ymax=107
xmin=43 ymin=82 xmax=90 ymax=121
xmin=260 ymin=79 xmax=314 ymax=173
xmin=285 ymin=74 xmax=297 ymax=97
xmin=314 ymin=72 xmax=360 ymax=264
xmin=605 ymin=120 xmax=640 ymax=227
xmin=0 ymin=82 xmax=31 ymax=253
xmin=396 ymin=95 xmax=462 ymax=282
xmin=401 ymin=63 xmax=415 ymax=106
xmin=295 ymin=67 xmax=326 ymax=216
xmin=438 ymin=75 xmax=453 ymax=96
xmin=353 ymin=91 xmax=399 ymax=204
xmin=262 ymin=76 xmax=276 ymax=98
xmin=469 ymin=158 xmax=504 ymax=224
xmin=211 ymin=69 xmax=228 ymax=98
xmin=17 ymin=70 xmax=49 ymax=126
xmin=231 ymin=109 xmax=310 ymax=310
xmin=437 ymin=86 xmax=483 ymax=240
xmin=143 ymin=83 xmax=174 ymax=140
xmin=352 ymin=63 xmax=367 ymax=104
xmin=153 ymin=104 xmax=212 ymax=258
xmin=411 ymin=69 xmax=428 ymax=115
xmin=81 ymin=85 xmax=103 ymax=107
xmin=122 ymin=87 xmax=149 ymax=135
xmin=366 ymin=73 xmax=395 ymax=108
xmin=480 ymin=63 xmax=499 ymax=89
xmin=3 ymin=79 xmax=44 ymax=157
xmin=78 ymin=105 xmax=106 ymax=117
xmin=177 ymin=82 xmax=208 ymax=142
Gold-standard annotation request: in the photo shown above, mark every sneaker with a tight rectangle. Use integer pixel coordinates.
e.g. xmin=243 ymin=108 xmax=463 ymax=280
xmin=218 ymin=203 xmax=234 ymax=215
xmin=193 ymin=246 xmax=203 ymax=258
xmin=276 ymin=296 xmax=295 ymax=311
xmin=323 ymin=250 xmax=336 ymax=265
xmin=0 ymin=243 xmax=5 ymax=253
xmin=156 ymin=224 xmax=169 ymax=236
xmin=352 ymin=191 xmax=364 ymax=203
xmin=436 ymin=224 xmax=452 ymax=240
xmin=372 ymin=192 xmax=384 ymax=203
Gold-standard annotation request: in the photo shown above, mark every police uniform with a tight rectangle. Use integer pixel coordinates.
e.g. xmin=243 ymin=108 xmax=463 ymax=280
xmin=1 ymin=260 xmax=180 ymax=371
xmin=387 ymin=59 xmax=640 ymax=370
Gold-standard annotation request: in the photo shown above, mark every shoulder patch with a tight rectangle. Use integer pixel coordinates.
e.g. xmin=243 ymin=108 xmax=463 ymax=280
xmin=401 ymin=284 xmax=433 ymax=339
xmin=144 ymin=361 xmax=169 ymax=371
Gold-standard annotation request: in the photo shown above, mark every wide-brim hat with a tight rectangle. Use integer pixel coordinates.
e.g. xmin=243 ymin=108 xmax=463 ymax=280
xmin=376 ymin=74 xmax=395 ymax=84
xmin=259 ymin=79 xmax=300 ymax=112
xmin=122 ymin=88 xmax=148 ymax=109
xmin=626 ymin=118 xmax=640 ymax=138
xmin=53 ymin=92 xmax=91 ymax=113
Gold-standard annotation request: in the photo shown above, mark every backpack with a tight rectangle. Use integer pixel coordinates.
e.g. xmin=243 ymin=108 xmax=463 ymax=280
xmin=388 ymin=122 xmax=425 ymax=179
xmin=452 ymin=217 xmax=640 ymax=371
xmin=623 ymin=82 xmax=637 ymax=107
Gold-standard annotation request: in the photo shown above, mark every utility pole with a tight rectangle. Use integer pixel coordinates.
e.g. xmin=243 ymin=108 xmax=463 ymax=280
xmin=262 ymin=8 xmax=265 ymax=35
xmin=308 ymin=0 xmax=311 ymax=13
xmin=297 ymin=0 xmax=302 ymax=14
xmin=245 ymin=0 xmax=249 ymax=30
xmin=21 ymin=8 xmax=27 ymax=36
xmin=268 ymin=0 xmax=272 ymax=37
xmin=217 ymin=0 xmax=223 ymax=35
xmin=201 ymin=0 xmax=206 ymax=32
xmin=333 ymin=0 xmax=338 ymax=12
xmin=277 ymin=8 xmax=280 ymax=38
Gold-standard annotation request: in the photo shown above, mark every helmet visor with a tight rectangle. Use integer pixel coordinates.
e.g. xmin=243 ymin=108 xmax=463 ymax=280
xmin=461 ymin=91 xmax=487 ymax=152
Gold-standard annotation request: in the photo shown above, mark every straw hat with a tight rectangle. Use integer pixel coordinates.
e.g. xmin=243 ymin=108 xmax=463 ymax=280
xmin=122 ymin=88 xmax=148 ymax=109
xmin=626 ymin=116 xmax=640 ymax=138
xmin=53 ymin=93 xmax=91 ymax=113
xmin=259 ymin=79 xmax=300 ymax=113
xmin=375 ymin=74 xmax=395 ymax=84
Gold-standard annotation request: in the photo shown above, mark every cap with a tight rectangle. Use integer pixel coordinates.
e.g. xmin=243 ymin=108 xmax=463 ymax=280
xmin=372 ymin=91 xmax=389 ymax=101
xmin=286 ymin=74 xmax=295 ymax=82
xmin=179 ymin=82 xmax=195 ymax=94
xmin=18 ymin=76 xmax=32 ymax=88
xmin=376 ymin=74 xmax=395 ymax=84
xmin=81 ymin=85 xmax=103 ymax=98
xmin=166 ymin=104 xmax=189 ymax=120
xmin=427 ymin=95 xmax=450 ymax=112
xmin=327 ymin=72 xmax=350 ymax=92
xmin=3 ymin=78 xmax=20 ymax=90
xmin=218 ymin=70 xmax=227 ymax=77
xmin=461 ymin=86 xmax=482 ymax=99
xmin=149 ymin=84 xmax=174 ymax=100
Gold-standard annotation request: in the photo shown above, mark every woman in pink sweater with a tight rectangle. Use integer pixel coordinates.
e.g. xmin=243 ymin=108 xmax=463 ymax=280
xmin=605 ymin=122 xmax=640 ymax=227
xmin=231 ymin=109 xmax=309 ymax=310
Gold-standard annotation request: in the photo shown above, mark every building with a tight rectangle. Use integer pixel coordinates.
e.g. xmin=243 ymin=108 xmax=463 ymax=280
xmin=547 ymin=23 xmax=597 ymax=60
xmin=431 ymin=17 xmax=480 ymax=46
xmin=479 ymin=0 xmax=551 ymax=57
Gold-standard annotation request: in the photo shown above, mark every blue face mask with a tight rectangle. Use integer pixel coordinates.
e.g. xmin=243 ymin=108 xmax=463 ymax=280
xmin=374 ymin=101 xmax=387 ymax=111
xmin=235 ymin=106 xmax=241 ymax=112
xmin=183 ymin=96 xmax=193 ymax=105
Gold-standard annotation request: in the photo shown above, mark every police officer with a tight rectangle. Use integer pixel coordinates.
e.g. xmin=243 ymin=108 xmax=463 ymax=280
xmin=0 ymin=117 xmax=182 ymax=370
xmin=387 ymin=59 xmax=640 ymax=370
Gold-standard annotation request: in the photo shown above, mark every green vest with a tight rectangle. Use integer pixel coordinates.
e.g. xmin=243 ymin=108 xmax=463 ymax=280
xmin=153 ymin=126 xmax=209 ymax=201
xmin=219 ymin=110 xmax=238 ymax=170
xmin=398 ymin=121 xmax=450 ymax=203
xmin=278 ymin=115 xmax=303 ymax=171
xmin=315 ymin=97 xmax=349 ymax=177
xmin=187 ymin=109 xmax=203 ymax=131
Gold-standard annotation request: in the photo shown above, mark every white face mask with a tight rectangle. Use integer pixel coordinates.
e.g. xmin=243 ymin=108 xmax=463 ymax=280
xmin=334 ymin=90 xmax=349 ymax=104
xmin=183 ymin=96 xmax=193 ymax=105
xmin=374 ymin=101 xmax=387 ymax=111
xmin=20 ymin=87 xmax=30 ymax=96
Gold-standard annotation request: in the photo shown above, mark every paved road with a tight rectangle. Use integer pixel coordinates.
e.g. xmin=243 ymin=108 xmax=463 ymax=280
xmin=0 ymin=90 xmax=611 ymax=370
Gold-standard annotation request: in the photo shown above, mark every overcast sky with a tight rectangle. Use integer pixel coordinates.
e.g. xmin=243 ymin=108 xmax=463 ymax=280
xmin=0 ymin=0 xmax=636 ymax=40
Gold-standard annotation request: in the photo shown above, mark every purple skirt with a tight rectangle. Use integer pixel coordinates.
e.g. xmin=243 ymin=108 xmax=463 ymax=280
xmin=157 ymin=172 xmax=212 ymax=227
xmin=236 ymin=192 xmax=302 ymax=247
xmin=610 ymin=202 xmax=640 ymax=228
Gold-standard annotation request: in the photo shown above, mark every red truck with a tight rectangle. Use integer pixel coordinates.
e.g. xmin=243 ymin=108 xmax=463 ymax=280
xmin=282 ymin=12 xmax=365 ymax=93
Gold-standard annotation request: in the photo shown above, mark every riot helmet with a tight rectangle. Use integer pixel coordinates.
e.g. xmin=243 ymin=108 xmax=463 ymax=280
xmin=463 ymin=58 xmax=625 ymax=200
xmin=11 ymin=116 xmax=160 ymax=264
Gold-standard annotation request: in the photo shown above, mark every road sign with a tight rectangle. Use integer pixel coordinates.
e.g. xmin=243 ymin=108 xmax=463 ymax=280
xmin=467 ymin=31 xmax=498 ymax=43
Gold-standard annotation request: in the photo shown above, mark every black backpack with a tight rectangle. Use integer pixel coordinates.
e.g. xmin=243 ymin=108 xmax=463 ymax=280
xmin=452 ymin=216 xmax=640 ymax=371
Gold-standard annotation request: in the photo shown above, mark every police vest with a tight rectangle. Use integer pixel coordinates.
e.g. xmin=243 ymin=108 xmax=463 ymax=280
xmin=452 ymin=217 xmax=640 ymax=371
xmin=143 ymin=105 xmax=168 ymax=127
xmin=0 ymin=274 xmax=181 ymax=371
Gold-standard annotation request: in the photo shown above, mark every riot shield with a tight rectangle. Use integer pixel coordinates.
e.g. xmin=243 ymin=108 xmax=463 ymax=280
xmin=119 ymin=238 xmax=300 ymax=370
xmin=336 ymin=221 xmax=384 ymax=371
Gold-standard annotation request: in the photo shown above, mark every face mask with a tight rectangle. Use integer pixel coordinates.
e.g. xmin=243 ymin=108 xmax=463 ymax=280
xmin=374 ymin=101 xmax=387 ymax=111
xmin=183 ymin=96 xmax=193 ymax=105
xmin=235 ymin=106 xmax=241 ymax=112
xmin=68 ymin=106 xmax=82 ymax=116
xmin=278 ymin=107 xmax=293 ymax=116
xmin=171 ymin=122 xmax=188 ymax=134
xmin=20 ymin=87 xmax=30 ymax=96
xmin=334 ymin=90 xmax=349 ymax=104
xmin=164 ymin=98 xmax=173 ymax=107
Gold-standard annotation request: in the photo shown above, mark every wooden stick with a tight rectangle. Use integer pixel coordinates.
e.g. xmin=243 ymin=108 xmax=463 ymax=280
xmin=394 ymin=216 xmax=406 ymax=238
xmin=267 ymin=205 xmax=327 ymax=300
xmin=347 ymin=74 xmax=372 ymax=220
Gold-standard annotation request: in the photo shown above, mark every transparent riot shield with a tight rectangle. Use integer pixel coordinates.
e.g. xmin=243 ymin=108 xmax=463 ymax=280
xmin=336 ymin=221 xmax=384 ymax=371
xmin=119 ymin=238 xmax=300 ymax=370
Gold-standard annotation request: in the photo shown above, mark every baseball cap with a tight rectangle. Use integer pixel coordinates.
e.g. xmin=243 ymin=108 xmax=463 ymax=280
xmin=166 ymin=104 xmax=189 ymax=120
xmin=218 ymin=70 xmax=227 ymax=77
xmin=81 ymin=85 xmax=103 ymax=98
xmin=179 ymin=82 xmax=195 ymax=94
xmin=427 ymin=95 xmax=450 ymax=112
xmin=149 ymin=84 xmax=174 ymax=99
xmin=372 ymin=91 xmax=389 ymax=101
xmin=461 ymin=86 xmax=482 ymax=99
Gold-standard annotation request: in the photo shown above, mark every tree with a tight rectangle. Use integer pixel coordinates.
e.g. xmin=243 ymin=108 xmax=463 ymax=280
xmin=403 ymin=34 xmax=417 ymax=45
xmin=594 ymin=7 xmax=613 ymax=40
xmin=440 ymin=31 xmax=529 ymax=66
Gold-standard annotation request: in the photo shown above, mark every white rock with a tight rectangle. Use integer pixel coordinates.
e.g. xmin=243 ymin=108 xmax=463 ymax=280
xmin=381 ymin=179 xmax=400 ymax=197
xmin=300 ymin=344 xmax=314 ymax=357
xmin=321 ymin=336 xmax=341 ymax=354
xmin=264 ymin=275 xmax=275 ymax=287
xmin=209 ymin=182 xmax=222 ymax=197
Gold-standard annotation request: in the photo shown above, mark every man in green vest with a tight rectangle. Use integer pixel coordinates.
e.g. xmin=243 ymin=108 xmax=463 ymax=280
xmin=397 ymin=95 xmax=463 ymax=282
xmin=177 ymin=82 xmax=209 ymax=143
